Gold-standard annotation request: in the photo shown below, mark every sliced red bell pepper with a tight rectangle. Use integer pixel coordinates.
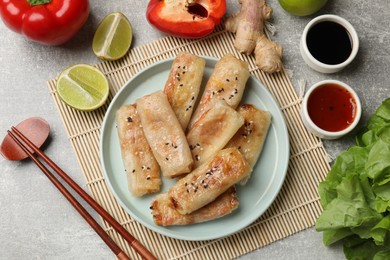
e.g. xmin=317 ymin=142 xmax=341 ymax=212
xmin=146 ymin=0 xmax=226 ymax=38
xmin=0 ymin=0 xmax=89 ymax=45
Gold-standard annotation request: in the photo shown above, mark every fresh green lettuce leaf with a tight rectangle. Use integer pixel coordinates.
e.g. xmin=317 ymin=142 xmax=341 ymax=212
xmin=343 ymin=235 xmax=390 ymax=260
xmin=371 ymin=215 xmax=390 ymax=246
xmin=365 ymin=134 xmax=390 ymax=182
xmin=356 ymin=99 xmax=390 ymax=146
xmin=318 ymin=146 xmax=369 ymax=208
xmin=373 ymin=250 xmax=390 ymax=260
xmin=343 ymin=237 xmax=378 ymax=260
xmin=316 ymin=175 xmax=382 ymax=232
xmin=323 ymin=228 xmax=353 ymax=246
xmin=316 ymin=98 xmax=390 ymax=259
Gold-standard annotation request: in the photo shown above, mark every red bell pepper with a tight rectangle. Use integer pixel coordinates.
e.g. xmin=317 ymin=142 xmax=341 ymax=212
xmin=146 ymin=0 xmax=226 ymax=38
xmin=0 ymin=0 xmax=89 ymax=45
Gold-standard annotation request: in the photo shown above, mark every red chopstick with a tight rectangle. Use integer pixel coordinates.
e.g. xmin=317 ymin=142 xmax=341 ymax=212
xmin=8 ymin=127 xmax=157 ymax=260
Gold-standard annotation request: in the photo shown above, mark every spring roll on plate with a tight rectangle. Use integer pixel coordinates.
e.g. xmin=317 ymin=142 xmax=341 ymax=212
xmin=115 ymin=104 xmax=161 ymax=196
xmin=225 ymin=104 xmax=272 ymax=185
xmin=151 ymin=186 xmax=239 ymax=226
xmin=168 ymin=147 xmax=252 ymax=215
xmin=136 ymin=91 xmax=194 ymax=178
xmin=188 ymin=54 xmax=250 ymax=129
xmin=164 ymin=52 xmax=205 ymax=130
xmin=187 ymin=99 xmax=244 ymax=167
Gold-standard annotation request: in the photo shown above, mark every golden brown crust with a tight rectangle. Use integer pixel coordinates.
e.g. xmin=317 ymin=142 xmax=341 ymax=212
xmin=136 ymin=91 xmax=194 ymax=178
xmin=115 ymin=104 xmax=161 ymax=196
xmin=188 ymin=54 xmax=250 ymax=129
xmin=164 ymin=52 xmax=205 ymax=130
xmin=168 ymin=147 xmax=251 ymax=215
xmin=187 ymin=100 xmax=244 ymax=167
xmin=225 ymin=104 xmax=271 ymax=184
xmin=151 ymin=187 xmax=239 ymax=226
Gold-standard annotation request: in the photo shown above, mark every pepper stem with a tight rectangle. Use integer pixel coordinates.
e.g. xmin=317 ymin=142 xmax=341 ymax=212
xmin=27 ymin=0 xmax=52 ymax=6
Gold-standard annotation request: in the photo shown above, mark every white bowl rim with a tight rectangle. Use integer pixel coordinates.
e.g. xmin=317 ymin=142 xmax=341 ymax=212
xmin=301 ymin=14 xmax=359 ymax=70
xmin=302 ymin=79 xmax=362 ymax=137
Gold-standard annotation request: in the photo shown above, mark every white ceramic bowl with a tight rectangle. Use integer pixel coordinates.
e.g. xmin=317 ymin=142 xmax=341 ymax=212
xmin=300 ymin=14 xmax=359 ymax=73
xmin=301 ymin=80 xmax=362 ymax=139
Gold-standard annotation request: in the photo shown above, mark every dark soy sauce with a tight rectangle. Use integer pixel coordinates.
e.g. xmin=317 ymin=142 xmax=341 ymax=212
xmin=306 ymin=21 xmax=352 ymax=65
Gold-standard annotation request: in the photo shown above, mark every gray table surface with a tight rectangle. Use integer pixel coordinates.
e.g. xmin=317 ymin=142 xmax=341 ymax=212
xmin=0 ymin=0 xmax=388 ymax=259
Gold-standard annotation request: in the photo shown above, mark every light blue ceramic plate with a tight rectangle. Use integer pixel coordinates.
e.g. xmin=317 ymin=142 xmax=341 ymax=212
xmin=100 ymin=57 xmax=290 ymax=241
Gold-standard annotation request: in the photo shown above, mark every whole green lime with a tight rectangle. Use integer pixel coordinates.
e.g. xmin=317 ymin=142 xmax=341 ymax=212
xmin=278 ymin=0 xmax=328 ymax=16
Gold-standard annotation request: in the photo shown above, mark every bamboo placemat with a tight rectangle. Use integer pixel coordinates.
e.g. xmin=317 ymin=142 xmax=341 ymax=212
xmin=47 ymin=25 xmax=330 ymax=259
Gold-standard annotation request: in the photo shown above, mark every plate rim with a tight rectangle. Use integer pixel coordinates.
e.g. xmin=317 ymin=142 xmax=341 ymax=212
xmin=99 ymin=56 xmax=290 ymax=241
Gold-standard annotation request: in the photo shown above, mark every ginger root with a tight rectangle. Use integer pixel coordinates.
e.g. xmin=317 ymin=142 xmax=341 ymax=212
xmin=225 ymin=0 xmax=283 ymax=73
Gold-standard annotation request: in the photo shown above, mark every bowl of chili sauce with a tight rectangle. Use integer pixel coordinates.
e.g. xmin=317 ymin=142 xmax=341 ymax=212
xmin=301 ymin=80 xmax=361 ymax=139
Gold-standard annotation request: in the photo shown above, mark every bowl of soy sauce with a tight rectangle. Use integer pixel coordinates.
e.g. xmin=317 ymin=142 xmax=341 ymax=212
xmin=300 ymin=14 xmax=359 ymax=73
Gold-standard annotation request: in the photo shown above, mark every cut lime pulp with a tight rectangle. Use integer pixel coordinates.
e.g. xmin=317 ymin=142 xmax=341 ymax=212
xmin=92 ymin=12 xmax=133 ymax=61
xmin=56 ymin=64 xmax=109 ymax=111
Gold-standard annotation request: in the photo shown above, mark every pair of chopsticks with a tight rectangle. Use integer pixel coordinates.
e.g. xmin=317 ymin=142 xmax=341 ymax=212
xmin=7 ymin=127 xmax=157 ymax=260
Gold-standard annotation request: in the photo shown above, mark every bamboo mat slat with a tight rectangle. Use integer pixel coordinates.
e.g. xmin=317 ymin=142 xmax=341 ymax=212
xmin=47 ymin=25 xmax=330 ymax=260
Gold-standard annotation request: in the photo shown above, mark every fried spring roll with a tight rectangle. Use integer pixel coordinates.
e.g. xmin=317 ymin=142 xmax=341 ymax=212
xmin=187 ymin=100 xmax=244 ymax=167
xmin=169 ymin=147 xmax=252 ymax=215
xmin=115 ymin=104 xmax=161 ymax=196
xmin=225 ymin=104 xmax=271 ymax=185
xmin=136 ymin=91 xmax=193 ymax=178
xmin=188 ymin=54 xmax=250 ymax=129
xmin=164 ymin=52 xmax=206 ymax=130
xmin=151 ymin=187 xmax=239 ymax=226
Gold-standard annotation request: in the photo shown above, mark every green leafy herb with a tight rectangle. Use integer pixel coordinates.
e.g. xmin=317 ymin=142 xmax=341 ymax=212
xmin=316 ymin=98 xmax=390 ymax=260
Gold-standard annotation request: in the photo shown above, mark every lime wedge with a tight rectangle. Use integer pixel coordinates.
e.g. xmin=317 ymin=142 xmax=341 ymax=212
xmin=56 ymin=64 xmax=109 ymax=111
xmin=92 ymin=12 xmax=133 ymax=61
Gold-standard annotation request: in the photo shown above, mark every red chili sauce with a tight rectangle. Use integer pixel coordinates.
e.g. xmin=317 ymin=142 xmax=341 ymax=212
xmin=307 ymin=83 xmax=357 ymax=132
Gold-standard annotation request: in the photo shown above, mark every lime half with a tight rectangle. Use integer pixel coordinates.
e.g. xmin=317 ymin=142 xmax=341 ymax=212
xmin=56 ymin=64 xmax=110 ymax=111
xmin=92 ymin=12 xmax=133 ymax=61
